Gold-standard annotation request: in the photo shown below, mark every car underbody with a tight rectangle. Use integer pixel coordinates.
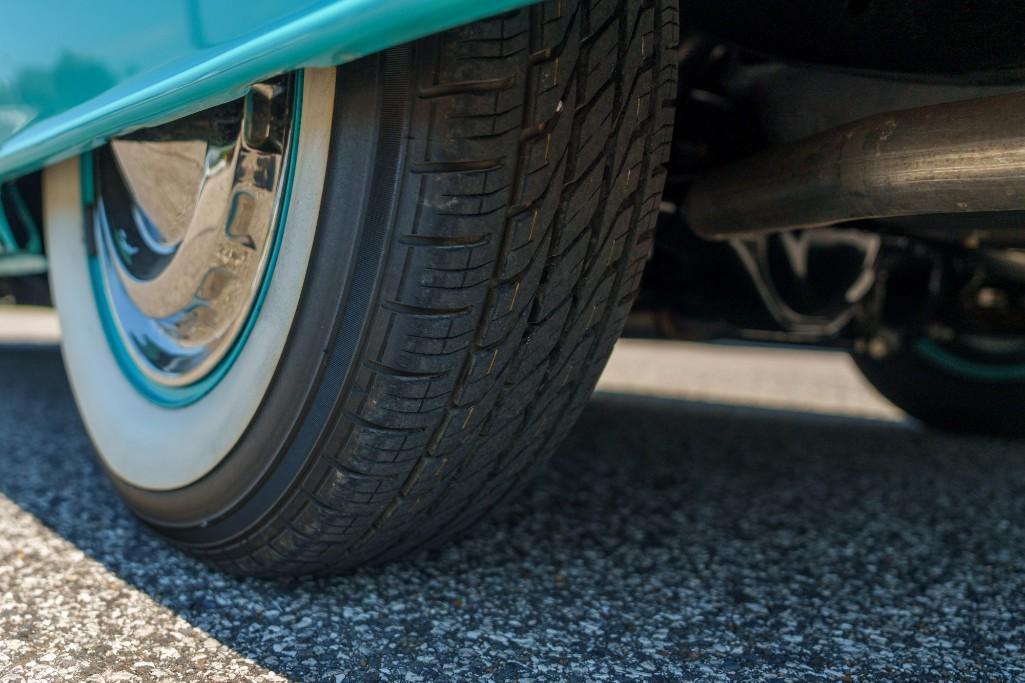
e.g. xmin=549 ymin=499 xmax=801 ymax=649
xmin=643 ymin=3 xmax=1025 ymax=384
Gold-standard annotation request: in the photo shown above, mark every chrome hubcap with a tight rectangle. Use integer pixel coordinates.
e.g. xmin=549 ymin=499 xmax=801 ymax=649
xmin=91 ymin=75 xmax=296 ymax=389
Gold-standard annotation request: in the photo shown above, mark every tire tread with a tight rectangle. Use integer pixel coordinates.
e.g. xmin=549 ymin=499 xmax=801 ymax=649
xmin=203 ymin=0 xmax=678 ymax=574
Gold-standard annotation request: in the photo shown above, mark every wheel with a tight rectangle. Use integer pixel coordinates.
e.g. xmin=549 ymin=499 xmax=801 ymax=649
xmin=854 ymin=337 xmax=1025 ymax=437
xmin=43 ymin=0 xmax=679 ymax=575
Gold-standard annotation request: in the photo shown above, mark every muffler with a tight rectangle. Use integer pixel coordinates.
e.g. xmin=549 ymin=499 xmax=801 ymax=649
xmin=684 ymin=91 xmax=1025 ymax=238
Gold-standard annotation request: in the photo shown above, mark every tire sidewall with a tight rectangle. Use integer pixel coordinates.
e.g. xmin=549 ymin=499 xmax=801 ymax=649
xmin=68 ymin=54 xmax=409 ymax=542
xmin=45 ymin=69 xmax=336 ymax=494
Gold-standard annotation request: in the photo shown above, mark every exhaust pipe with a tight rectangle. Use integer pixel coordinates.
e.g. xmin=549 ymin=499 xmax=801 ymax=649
xmin=685 ymin=91 xmax=1025 ymax=238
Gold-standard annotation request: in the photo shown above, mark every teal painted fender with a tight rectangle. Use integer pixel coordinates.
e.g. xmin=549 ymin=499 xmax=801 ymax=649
xmin=0 ymin=0 xmax=536 ymax=182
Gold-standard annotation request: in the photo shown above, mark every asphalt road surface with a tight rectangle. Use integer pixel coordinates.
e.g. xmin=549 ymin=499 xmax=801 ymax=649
xmin=1 ymin=310 xmax=1024 ymax=681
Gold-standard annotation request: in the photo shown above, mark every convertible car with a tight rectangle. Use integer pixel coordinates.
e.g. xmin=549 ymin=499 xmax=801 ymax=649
xmin=2 ymin=0 xmax=1023 ymax=575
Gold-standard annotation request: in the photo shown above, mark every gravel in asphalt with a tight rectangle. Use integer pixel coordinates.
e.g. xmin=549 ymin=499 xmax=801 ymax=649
xmin=1 ymin=342 xmax=1024 ymax=681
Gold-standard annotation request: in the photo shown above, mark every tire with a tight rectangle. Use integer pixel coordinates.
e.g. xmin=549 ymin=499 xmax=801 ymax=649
xmin=45 ymin=0 xmax=679 ymax=575
xmin=854 ymin=341 xmax=1025 ymax=437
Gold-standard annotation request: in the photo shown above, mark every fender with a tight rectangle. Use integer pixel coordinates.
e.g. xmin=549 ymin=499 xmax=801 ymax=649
xmin=0 ymin=0 xmax=535 ymax=182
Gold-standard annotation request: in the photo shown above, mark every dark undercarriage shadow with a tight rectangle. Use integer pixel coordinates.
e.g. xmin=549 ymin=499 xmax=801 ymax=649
xmin=2 ymin=345 xmax=1024 ymax=680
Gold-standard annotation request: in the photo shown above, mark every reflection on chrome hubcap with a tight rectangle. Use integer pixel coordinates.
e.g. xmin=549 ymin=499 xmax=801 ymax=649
xmin=92 ymin=75 xmax=296 ymax=388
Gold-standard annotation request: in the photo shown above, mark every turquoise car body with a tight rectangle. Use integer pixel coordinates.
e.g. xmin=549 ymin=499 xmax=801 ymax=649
xmin=0 ymin=0 xmax=534 ymax=183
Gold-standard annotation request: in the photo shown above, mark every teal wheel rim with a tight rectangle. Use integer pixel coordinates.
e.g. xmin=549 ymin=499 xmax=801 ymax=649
xmin=914 ymin=338 xmax=1025 ymax=383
